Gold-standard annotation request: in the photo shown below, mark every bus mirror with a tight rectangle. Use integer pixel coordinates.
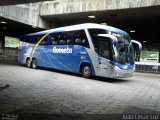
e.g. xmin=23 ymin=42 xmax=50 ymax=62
xmin=98 ymin=34 xmax=118 ymax=46
xmin=131 ymin=40 xmax=142 ymax=51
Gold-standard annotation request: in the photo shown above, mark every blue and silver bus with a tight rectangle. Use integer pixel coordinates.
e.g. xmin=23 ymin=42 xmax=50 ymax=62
xmin=18 ymin=23 xmax=142 ymax=78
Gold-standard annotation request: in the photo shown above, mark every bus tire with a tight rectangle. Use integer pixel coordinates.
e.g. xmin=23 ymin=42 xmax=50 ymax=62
xmin=26 ymin=58 xmax=31 ymax=68
xmin=82 ymin=64 xmax=92 ymax=79
xmin=32 ymin=58 xmax=38 ymax=69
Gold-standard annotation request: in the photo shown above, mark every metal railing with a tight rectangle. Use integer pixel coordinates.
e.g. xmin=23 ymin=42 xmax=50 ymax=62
xmin=0 ymin=48 xmax=18 ymax=64
xmin=135 ymin=62 xmax=160 ymax=74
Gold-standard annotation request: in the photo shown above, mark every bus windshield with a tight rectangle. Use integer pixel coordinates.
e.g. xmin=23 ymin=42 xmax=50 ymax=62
xmin=88 ymin=29 xmax=135 ymax=64
xmin=88 ymin=29 xmax=134 ymax=65
xmin=112 ymin=32 xmax=134 ymax=64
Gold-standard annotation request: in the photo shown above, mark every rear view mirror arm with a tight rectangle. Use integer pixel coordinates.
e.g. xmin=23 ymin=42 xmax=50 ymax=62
xmin=131 ymin=40 xmax=142 ymax=51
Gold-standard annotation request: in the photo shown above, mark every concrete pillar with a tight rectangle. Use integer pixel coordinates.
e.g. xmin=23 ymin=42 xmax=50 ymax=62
xmin=0 ymin=40 xmax=2 ymax=48
xmin=0 ymin=35 xmax=5 ymax=48
xmin=159 ymin=42 xmax=160 ymax=63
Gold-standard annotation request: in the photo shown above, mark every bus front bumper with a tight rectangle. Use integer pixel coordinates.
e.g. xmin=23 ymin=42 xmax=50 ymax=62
xmin=111 ymin=66 xmax=134 ymax=78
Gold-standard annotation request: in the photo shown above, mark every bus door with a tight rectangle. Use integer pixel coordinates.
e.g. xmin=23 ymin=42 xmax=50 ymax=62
xmin=97 ymin=39 xmax=111 ymax=77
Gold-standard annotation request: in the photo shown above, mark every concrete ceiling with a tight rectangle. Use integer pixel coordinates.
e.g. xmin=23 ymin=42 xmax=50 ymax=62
xmin=0 ymin=0 xmax=53 ymax=6
xmin=42 ymin=6 xmax=160 ymax=44
xmin=0 ymin=16 xmax=44 ymax=37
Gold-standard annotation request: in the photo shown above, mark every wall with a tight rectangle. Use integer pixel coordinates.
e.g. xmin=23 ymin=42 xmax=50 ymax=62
xmin=40 ymin=0 xmax=160 ymax=15
xmin=0 ymin=3 xmax=49 ymax=28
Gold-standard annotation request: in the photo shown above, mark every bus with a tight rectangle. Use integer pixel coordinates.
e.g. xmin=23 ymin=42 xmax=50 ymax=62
xmin=18 ymin=23 xmax=142 ymax=78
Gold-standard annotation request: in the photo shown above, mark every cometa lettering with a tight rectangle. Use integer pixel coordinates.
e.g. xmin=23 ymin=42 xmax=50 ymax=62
xmin=52 ymin=47 xmax=72 ymax=54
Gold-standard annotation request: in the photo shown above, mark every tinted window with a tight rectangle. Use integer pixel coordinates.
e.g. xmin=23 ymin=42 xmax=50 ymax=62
xmin=22 ymin=30 xmax=90 ymax=47
xmin=39 ymin=35 xmax=50 ymax=45
xmin=73 ymin=30 xmax=90 ymax=48
xmin=99 ymin=39 xmax=111 ymax=59
xmin=32 ymin=36 xmax=39 ymax=44
xmin=50 ymin=33 xmax=58 ymax=45
xmin=49 ymin=30 xmax=90 ymax=47
xmin=88 ymin=29 xmax=108 ymax=53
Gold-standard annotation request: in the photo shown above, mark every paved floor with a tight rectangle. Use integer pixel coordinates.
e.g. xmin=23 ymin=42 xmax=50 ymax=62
xmin=0 ymin=64 xmax=160 ymax=120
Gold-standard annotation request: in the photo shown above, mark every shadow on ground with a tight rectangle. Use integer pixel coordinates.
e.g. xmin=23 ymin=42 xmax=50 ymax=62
xmin=37 ymin=66 xmax=131 ymax=83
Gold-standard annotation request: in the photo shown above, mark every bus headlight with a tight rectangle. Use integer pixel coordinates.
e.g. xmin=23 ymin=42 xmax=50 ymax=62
xmin=133 ymin=65 xmax=136 ymax=70
xmin=114 ymin=66 xmax=121 ymax=71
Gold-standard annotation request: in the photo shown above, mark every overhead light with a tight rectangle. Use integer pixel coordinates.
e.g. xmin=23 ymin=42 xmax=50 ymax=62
xmin=0 ymin=21 xmax=7 ymax=24
xmin=130 ymin=30 xmax=135 ymax=33
xmin=88 ymin=16 xmax=96 ymax=19
xmin=143 ymin=41 xmax=147 ymax=43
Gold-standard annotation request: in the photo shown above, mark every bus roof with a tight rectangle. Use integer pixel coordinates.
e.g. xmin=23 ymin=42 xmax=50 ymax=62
xmin=23 ymin=23 xmax=128 ymax=37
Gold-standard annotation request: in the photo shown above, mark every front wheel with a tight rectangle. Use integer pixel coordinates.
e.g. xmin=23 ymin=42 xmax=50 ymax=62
xmin=82 ymin=64 xmax=92 ymax=79
xmin=32 ymin=59 xmax=38 ymax=69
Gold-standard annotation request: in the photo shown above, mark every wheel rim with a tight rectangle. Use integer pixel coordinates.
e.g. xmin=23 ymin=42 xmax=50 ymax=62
xmin=83 ymin=66 xmax=90 ymax=76
xmin=32 ymin=60 xmax=36 ymax=68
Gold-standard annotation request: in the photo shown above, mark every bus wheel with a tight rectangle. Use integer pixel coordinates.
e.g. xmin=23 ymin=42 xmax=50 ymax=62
xmin=26 ymin=58 xmax=31 ymax=68
xmin=82 ymin=64 xmax=92 ymax=79
xmin=32 ymin=59 xmax=38 ymax=69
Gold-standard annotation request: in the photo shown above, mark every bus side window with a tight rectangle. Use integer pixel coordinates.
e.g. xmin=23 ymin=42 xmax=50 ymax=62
xmin=74 ymin=30 xmax=90 ymax=48
xmin=32 ymin=36 xmax=39 ymax=44
xmin=60 ymin=39 xmax=66 ymax=44
xmin=50 ymin=33 xmax=59 ymax=45
xmin=82 ymin=39 xmax=89 ymax=48
xmin=51 ymin=37 xmax=58 ymax=45
xmin=98 ymin=40 xmax=111 ymax=59
xmin=67 ymin=39 xmax=71 ymax=44
xmin=75 ymin=38 xmax=82 ymax=44
xmin=58 ymin=32 xmax=74 ymax=45
xmin=40 ymin=35 xmax=48 ymax=45
xmin=47 ymin=35 xmax=52 ymax=45
xmin=88 ymin=29 xmax=107 ymax=52
xmin=65 ymin=31 xmax=74 ymax=45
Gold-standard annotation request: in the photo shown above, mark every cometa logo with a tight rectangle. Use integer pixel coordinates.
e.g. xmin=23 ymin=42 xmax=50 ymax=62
xmin=52 ymin=47 xmax=72 ymax=54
